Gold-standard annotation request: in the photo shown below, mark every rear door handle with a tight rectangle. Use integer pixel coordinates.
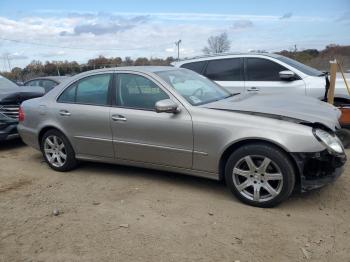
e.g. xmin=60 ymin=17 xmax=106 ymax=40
xmin=59 ymin=110 xmax=71 ymax=116
xmin=112 ymin=114 xmax=127 ymax=122
xmin=247 ymin=87 xmax=260 ymax=92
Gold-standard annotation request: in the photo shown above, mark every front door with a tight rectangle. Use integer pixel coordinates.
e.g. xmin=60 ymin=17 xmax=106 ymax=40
xmin=110 ymin=73 xmax=193 ymax=168
xmin=244 ymin=58 xmax=306 ymax=95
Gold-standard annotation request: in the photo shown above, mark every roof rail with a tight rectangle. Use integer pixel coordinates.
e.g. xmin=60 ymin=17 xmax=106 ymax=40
xmin=176 ymin=51 xmax=272 ymax=62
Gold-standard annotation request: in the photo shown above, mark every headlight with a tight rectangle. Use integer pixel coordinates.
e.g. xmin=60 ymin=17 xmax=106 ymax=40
xmin=313 ymin=128 xmax=344 ymax=154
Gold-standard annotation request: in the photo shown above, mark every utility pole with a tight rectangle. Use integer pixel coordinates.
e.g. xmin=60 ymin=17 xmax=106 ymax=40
xmin=175 ymin=40 xmax=182 ymax=61
xmin=2 ymin=57 xmax=6 ymax=72
xmin=56 ymin=64 xmax=60 ymax=76
xmin=6 ymin=54 xmax=12 ymax=71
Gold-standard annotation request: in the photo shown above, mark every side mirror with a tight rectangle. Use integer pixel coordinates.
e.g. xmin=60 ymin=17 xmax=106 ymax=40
xmin=279 ymin=70 xmax=296 ymax=81
xmin=155 ymin=99 xmax=180 ymax=114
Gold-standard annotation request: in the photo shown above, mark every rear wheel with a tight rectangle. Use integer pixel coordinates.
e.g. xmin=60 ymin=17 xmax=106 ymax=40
xmin=40 ymin=129 xmax=78 ymax=171
xmin=225 ymin=143 xmax=295 ymax=207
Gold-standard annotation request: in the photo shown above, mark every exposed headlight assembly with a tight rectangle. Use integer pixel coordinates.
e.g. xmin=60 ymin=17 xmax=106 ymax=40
xmin=313 ymin=128 xmax=344 ymax=154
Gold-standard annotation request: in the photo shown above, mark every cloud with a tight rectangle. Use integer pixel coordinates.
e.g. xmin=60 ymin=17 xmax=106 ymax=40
xmin=73 ymin=23 xmax=133 ymax=35
xmin=280 ymin=12 xmax=293 ymax=20
xmin=0 ymin=11 xmax=343 ymax=69
xmin=335 ymin=11 xmax=350 ymax=23
xmin=1 ymin=52 xmax=28 ymax=60
xmin=67 ymin=12 xmax=96 ymax=19
xmin=232 ymin=19 xmax=254 ymax=30
xmin=40 ymin=50 xmax=66 ymax=58
xmin=60 ymin=15 xmax=151 ymax=36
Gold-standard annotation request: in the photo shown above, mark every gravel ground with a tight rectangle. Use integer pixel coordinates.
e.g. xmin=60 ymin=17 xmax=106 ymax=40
xmin=0 ymin=139 xmax=349 ymax=262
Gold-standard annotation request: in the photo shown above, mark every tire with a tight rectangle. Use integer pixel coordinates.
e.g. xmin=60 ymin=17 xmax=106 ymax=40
xmin=225 ymin=143 xmax=295 ymax=208
xmin=40 ymin=129 xmax=78 ymax=172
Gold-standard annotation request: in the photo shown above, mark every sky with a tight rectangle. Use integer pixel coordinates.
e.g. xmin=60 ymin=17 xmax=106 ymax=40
xmin=0 ymin=0 xmax=349 ymax=69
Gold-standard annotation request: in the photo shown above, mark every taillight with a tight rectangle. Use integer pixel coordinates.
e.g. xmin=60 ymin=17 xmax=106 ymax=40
xmin=18 ymin=106 xmax=25 ymax=122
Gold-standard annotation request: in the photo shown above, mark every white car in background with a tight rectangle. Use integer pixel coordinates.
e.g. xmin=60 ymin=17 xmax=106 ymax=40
xmin=172 ymin=53 xmax=350 ymax=105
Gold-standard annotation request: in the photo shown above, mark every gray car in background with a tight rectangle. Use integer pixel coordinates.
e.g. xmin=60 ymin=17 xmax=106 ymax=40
xmin=24 ymin=76 xmax=69 ymax=93
xmin=18 ymin=67 xmax=346 ymax=207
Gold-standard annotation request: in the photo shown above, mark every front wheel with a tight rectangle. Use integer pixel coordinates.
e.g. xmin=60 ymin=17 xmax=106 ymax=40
xmin=40 ymin=129 xmax=78 ymax=172
xmin=225 ymin=143 xmax=295 ymax=208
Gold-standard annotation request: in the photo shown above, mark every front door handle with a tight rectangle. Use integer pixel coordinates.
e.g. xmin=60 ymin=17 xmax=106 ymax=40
xmin=112 ymin=114 xmax=127 ymax=122
xmin=59 ymin=110 xmax=71 ymax=116
xmin=247 ymin=87 xmax=260 ymax=92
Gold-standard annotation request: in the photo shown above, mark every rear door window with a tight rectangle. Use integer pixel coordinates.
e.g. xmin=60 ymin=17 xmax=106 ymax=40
xmin=58 ymin=74 xmax=111 ymax=105
xmin=204 ymin=58 xmax=242 ymax=81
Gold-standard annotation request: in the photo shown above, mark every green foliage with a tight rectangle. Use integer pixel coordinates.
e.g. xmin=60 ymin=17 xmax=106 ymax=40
xmin=276 ymin=45 xmax=350 ymax=71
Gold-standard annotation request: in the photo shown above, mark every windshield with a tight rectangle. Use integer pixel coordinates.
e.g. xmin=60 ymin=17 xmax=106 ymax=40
xmin=0 ymin=75 xmax=18 ymax=89
xmin=156 ymin=69 xmax=231 ymax=105
xmin=276 ymin=56 xmax=324 ymax=76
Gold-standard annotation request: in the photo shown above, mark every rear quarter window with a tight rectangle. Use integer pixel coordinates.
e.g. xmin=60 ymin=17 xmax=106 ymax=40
xmin=180 ymin=61 xmax=206 ymax=74
xmin=58 ymin=84 xmax=76 ymax=103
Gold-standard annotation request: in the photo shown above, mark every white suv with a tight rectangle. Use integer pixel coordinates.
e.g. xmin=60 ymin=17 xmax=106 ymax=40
xmin=172 ymin=53 xmax=350 ymax=104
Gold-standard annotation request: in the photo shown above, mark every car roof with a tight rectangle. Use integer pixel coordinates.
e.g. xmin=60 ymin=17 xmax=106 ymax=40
xmin=54 ymin=66 xmax=181 ymax=84
xmin=68 ymin=66 xmax=178 ymax=78
xmin=172 ymin=52 xmax=283 ymax=65
xmin=26 ymin=76 xmax=70 ymax=83
xmin=114 ymin=66 xmax=176 ymax=73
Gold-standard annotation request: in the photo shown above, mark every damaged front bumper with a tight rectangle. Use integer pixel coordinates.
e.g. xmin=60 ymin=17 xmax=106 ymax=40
xmin=0 ymin=116 xmax=19 ymax=141
xmin=291 ymin=150 xmax=346 ymax=192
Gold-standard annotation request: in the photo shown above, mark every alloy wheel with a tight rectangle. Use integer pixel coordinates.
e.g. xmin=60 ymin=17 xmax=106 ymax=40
xmin=44 ymin=135 xmax=67 ymax=168
xmin=232 ymin=155 xmax=283 ymax=202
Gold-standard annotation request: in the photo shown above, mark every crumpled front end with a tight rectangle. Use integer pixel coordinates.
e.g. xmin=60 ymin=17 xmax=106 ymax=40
xmin=0 ymin=114 xmax=18 ymax=141
xmin=291 ymin=150 xmax=346 ymax=192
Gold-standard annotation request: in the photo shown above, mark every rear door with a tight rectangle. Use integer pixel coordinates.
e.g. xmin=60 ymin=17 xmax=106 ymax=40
xmin=244 ymin=57 xmax=306 ymax=95
xmin=56 ymin=73 xmax=114 ymax=158
xmin=203 ymin=58 xmax=244 ymax=94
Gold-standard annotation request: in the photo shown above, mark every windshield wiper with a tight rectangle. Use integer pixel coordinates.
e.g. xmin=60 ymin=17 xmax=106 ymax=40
xmin=225 ymin=93 xmax=239 ymax=98
xmin=318 ymin=71 xmax=328 ymax=77
xmin=195 ymin=93 xmax=240 ymax=106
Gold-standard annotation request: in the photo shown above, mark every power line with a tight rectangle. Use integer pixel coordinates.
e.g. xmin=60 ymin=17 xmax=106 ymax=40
xmin=0 ymin=37 xmax=173 ymax=52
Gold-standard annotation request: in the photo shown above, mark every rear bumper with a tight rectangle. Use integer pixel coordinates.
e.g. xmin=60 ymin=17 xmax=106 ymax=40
xmin=291 ymin=150 xmax=346 ymax=192
xmin=17 ymin=124 xmax=40 ymax=150
xmin=0 ymin=118 xmax=19 ymax=141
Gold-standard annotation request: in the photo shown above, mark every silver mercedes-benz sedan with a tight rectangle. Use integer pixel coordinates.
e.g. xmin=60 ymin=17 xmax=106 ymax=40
xmin=18 ymin=67 xmax=346 ymax=207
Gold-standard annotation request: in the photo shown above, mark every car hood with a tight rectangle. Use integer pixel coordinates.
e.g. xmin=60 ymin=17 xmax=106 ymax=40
xmin=200 ymin=93 xmax=341 ymax=131
xmin=0 ymin=86 xmax=44 ymax=104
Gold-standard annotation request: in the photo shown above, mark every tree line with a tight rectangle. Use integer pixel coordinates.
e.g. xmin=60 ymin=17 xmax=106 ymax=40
xmin=2 ymin=56 xmax=176 ymax=82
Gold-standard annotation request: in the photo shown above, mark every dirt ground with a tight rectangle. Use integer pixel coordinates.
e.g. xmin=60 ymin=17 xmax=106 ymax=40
xmin=0 ymin=139 xmax=349 ymax=262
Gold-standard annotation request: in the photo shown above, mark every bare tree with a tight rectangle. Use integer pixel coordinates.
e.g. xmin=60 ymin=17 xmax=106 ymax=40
xmin=202 ymin=32 xmax=231 ymax=54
